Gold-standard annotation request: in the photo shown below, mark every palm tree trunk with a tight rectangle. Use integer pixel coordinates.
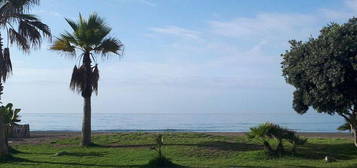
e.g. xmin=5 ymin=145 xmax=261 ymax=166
xmin=81 ymin=96 xmax=92 ymax=146
xmin=0 ymin=113 xmax=8 ymax=157
xmin=0 ymin=81 xmax=8 ymax=157
xmin=4 ymin=126 xmax=8 ymax=148
xmin=81 ymin=52 xmax=92 ymax=147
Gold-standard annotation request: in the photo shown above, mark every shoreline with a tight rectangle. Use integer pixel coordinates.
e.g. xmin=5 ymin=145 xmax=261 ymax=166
xmin=28 ymin=131 xmax=352 ymax=138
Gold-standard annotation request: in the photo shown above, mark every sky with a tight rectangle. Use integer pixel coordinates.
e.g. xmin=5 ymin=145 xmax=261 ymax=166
xmin=2 ymin=0 xmax=357 ymax=114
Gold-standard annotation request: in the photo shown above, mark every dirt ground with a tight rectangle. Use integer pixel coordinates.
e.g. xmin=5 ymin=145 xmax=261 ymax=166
xmin=8 ymin=131 xmax=353 ymax=145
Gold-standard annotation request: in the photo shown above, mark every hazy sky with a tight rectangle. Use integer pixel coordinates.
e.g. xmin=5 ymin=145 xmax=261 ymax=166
xmin=2 ymin=0 xmax=357 ymax=114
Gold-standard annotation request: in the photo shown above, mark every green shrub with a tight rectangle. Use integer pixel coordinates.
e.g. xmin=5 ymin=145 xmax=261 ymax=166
xmin=247 ymin=122 xmax=307 ymax=156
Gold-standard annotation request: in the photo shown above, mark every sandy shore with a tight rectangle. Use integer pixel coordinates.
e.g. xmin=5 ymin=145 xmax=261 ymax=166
xmin=9 ymin=131 xmax=352 ymax=145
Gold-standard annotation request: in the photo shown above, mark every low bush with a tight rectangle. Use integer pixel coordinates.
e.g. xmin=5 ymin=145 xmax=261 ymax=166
xmin=247 ymin=122 xmax=307 ymax=156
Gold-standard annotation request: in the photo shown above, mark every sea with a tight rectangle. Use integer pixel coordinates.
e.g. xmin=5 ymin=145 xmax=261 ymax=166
xmin=18 ymin=112 xmax=346 ymax=132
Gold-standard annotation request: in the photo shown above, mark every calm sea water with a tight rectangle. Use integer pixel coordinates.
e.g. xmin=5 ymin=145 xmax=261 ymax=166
xmin=18 ymin=112 xmax=345 ymax=132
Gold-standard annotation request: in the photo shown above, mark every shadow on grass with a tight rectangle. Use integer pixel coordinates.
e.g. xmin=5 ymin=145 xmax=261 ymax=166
xmin=2 ymin=156 xmax=190 ymax=168
xmin=54 ymin=151 xmax=108 ymax=157
xmin=9 ymin=146 xmax=26 ymax=154
xmin=146 ymin=156 xmax=188 ymax=168
xmin=92 ymin=143 xmax=156 ymax=148
xmin=95 ymin=141 xmax=262 ymax=152
xmin=284 ymin=165 xmax=357 ymax=168
xmin=342 ymin=164 xmax=357 ymax=168
xmin=194 ymin=141 xmax=262 ymax=151
xmin=295 ymin=142 xmax=357 ymax=160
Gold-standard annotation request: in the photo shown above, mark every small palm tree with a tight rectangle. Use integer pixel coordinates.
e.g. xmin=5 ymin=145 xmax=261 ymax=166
xmin=0 ymin=0 xmax=51 ymax=157
xmin=50 ymin=13 xmax=123 ymax=146
xmin=247 ymin=123 xmax=306 ymax=156
xmin=0 ymin=103 xmax=21 ymax=148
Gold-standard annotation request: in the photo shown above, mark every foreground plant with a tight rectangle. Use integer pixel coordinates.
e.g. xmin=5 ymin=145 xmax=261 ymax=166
xmin=149 ymin=134 xmax=175 ymax=167
xmin=0 ymin=103 xmax=20 ymax=149
xmin=50 ymin=13 xmax=123 ymax=146
xmin=247 ymin=123 xmax=306 ymax=156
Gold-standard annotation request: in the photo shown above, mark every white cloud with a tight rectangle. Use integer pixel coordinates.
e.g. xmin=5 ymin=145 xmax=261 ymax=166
xmin=140 ymin=0 xmax=156 ymax=7
xmin=33 ymin=9 xmax=62 ymax=17
xmin=208 ymin=13 xmax=318 ymax=40
xmin=150 ymin=26 xmax=201 ymax=40
xmin=110 ymin=0 xmax=156 ymax=7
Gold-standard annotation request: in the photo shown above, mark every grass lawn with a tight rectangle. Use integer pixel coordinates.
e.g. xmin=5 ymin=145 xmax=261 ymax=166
xmin=0 ymin=132 xmax=356 ymax=168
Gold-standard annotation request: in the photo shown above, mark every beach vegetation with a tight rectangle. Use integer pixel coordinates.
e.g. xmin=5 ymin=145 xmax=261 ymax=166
xmin=247 ymin=123 xmax=307 ymax=156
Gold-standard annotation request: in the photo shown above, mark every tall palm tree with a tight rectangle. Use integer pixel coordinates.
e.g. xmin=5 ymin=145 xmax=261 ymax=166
xmin=50 ymin=13 xmax=123 ymax=146
xmin=0 ymin=0 xmax=51 ymax=157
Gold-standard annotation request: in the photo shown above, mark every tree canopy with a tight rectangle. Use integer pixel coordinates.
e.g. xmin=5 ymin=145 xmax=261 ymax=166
xmin=282 ymin=17 xmax=357 ymax=147
xmin=282 ymin=18 xmax=357 ymax=119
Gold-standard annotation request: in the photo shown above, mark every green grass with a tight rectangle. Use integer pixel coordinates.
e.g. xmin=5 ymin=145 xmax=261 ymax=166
xmin=0 ymin=132 xmax=357 ymax=168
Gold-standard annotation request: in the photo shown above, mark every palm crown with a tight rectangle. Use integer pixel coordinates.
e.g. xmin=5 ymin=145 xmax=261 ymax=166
xmin=51 ymin=13 xmax=123 ymax=96
xmin=0 ymin=0 xmax=51 ymax=82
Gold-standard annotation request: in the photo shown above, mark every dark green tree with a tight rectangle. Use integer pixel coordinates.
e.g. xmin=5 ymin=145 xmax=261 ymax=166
xmin=282 ymin=17 xmax=357 ymax=147
xmin=50 ymin=13 xmax=123 ymax=146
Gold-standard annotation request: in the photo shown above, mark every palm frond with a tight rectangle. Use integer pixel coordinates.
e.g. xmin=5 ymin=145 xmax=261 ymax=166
xmin=17 ymin=15 xmax=51 ymax=47
xmin=73 ymin=13 xmax=111 ymax=49
xmin=8 ymin=27 xmax=29 ymax=51
xmin=0 ymin=0 xmax=39 ymax=25
xmin=87 ymin=13 xmax=104 ymax=28
xmin=70 ymin=65 xmax=86 ymax=93
xmin=0 ymin=0 xmax=51 ymax=50
xmin=70 ymin=64 xmax=100 ymax=95
xmin=3 ymin=48 xmax=12 ymax=73
xmin=60 ymin=32 xmax=78 ymax=45
xmin=0 ymin=102 xmax=21 ymax=126
xmin=18 ymin=19 xmax=41 ymax=46
xmin=2 ymin=0 xmax=39 ymax=13
xmin=0 ymin=34 xmax=12 ymax=82
xmin=94 ymin=37 xmax=123 ymax=56
xmin=92 ymin=64 xmax=99 ymax=94
xmin=65 ymin=18 xmax=78 ymax=32
xmin=27 ymin=19 xmax=51 ymax=38
xmin=50 ymin=38 xmax=76 ymax=55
